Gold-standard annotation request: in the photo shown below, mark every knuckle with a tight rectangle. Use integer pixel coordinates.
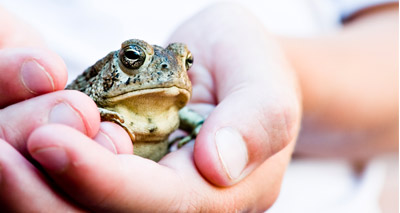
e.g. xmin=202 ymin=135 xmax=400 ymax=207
xmin=259 ymin=99 xmax=300 ymax=154
xmin=0 ymin=123 xmax=25 ymax=154
xmin=281 ymin=101 xmax=301 ymax=146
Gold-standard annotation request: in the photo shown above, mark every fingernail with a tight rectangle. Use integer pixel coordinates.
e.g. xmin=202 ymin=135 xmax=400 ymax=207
xmin=94 ymin=124 xmax=118 ymax=154
xmin=215 ymin=127 xmax=248 ymax=181
xmin=49 ymin=102 xmax=86 ymax=134
xmin=20 ymin=59 xmax=55 ymax=94
xmin=31 ymin=147 xmax=69 ymax=172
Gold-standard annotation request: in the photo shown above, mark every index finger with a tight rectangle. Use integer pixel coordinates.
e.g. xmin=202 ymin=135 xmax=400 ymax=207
xmin=0 ymin=48 xmax=67 ymax=108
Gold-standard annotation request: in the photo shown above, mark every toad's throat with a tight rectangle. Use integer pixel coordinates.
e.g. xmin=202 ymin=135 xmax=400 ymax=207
xmin=102 ymin=86 xmax=190 ymax=142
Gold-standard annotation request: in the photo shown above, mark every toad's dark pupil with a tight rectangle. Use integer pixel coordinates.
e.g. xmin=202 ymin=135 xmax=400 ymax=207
xmin=125 ymin=50 xmax=140 ymax=60
xmin=119 ymin=45 xmax=146 ymax=70
xmin=185 ymin=54 xmax=193 ymax=71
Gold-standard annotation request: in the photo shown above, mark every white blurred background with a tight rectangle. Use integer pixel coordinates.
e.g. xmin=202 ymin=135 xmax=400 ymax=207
xmin=0 ymin=0 xmax=345 ymax=77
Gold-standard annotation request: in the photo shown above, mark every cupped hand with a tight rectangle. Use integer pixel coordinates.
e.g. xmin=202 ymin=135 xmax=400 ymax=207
xmin=0 ymin=7 xmax=132 ymax=211
xmin=26 ymin=3 xmax=302 ymax=212
xmin=173 ymin=4 xmax=302 ymax=187
xmin=0 ymin=90 xmax=133 ymax=211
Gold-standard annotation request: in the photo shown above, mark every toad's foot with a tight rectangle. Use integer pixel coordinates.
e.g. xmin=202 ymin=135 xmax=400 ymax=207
xmin=175 ymin=124 xmax=202 ymax=148
xmin=99 ymin=108 xmax=135 ymax=141
xmin=100 ymin=108 xmax=125 ymax=123
xmin=170 ymin=107 xmax=204 ymax=148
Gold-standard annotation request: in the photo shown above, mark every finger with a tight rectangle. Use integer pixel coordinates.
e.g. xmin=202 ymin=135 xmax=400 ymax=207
xmin=0 ymin=139 xmax=82 ymax=212
xmin=28 ymin=124 xmax=295 ymax=212
xmin=194 ymin=89 xmax=299 ymax=186
xmin=28 ymin=124 xmax=184 ymax=212
xmin=0 ymin=90 xmax=100 ymax=155
xmin=0 ymin=48 xmax=67 ymax=107
xmin=169 ymin=4 xmax=301 ymax=186
xmin=160 ymin=135 xmax=296 ymax=212
xmin=93 ymin=122 xmax=133 ymax=154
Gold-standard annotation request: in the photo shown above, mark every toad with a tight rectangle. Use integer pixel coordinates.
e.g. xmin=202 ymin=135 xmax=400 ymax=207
xmin=67 ymin=39 xmax=203 ymax=161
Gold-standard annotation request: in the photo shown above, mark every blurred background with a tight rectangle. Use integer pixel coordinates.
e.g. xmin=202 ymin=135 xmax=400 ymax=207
xmin=0 ymin=0 xmax=398 ymax=212
xmin=0 ymin=0 xmax=349 ymax=77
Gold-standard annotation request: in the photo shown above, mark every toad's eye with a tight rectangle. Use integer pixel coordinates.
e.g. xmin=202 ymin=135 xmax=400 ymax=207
xmin=185 ymin=52 xmax=193 ymax=71
xmin=119 ymin=45 xmax=146 ymax=70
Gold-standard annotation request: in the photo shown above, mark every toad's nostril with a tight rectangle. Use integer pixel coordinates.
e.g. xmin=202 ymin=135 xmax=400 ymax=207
xmin=161 ymin=63 xmax=169 ymax=69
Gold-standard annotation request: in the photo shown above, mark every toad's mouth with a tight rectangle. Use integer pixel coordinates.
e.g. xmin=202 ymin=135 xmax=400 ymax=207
xmin=105 ymin=86 xmax=191 ymax=108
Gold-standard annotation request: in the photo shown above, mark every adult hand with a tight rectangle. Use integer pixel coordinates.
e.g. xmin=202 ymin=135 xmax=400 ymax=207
xmin=0 ymin=7 xmax=132 ymax=211
xmin=27 ymin=3 xmax=302 ymax=211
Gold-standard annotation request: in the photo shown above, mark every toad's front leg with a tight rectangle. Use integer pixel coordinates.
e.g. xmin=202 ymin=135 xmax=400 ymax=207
xmin=99 ymin=108 xmax=135 ymax=141
xmin=173 ymin=107 xmax=204 ymax=148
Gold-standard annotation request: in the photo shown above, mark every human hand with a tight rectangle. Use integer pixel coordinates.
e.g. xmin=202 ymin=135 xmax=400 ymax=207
xmin=0 ymin=7 xmax=133 ymax=211
xmin=26 ymin=3 xmax=302 ymax=212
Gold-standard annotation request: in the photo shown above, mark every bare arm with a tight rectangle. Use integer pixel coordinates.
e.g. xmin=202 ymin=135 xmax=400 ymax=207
xmin=278 ymin=4 xmax=398 ymax=160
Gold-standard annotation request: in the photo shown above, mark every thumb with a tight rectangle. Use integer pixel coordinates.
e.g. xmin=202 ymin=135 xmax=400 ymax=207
xmin=194 ymin=86 xmax=300 ymax=186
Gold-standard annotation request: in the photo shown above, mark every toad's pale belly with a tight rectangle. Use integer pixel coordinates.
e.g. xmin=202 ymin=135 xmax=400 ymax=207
xmin=104 ymin=87 xmax=189 ymax=161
